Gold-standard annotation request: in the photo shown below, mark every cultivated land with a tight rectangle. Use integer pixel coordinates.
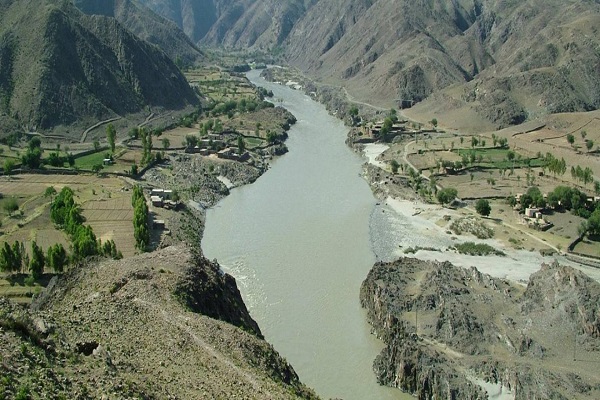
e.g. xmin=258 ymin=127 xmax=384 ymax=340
xmin=0 ymin=65 xmax=297 ymax=303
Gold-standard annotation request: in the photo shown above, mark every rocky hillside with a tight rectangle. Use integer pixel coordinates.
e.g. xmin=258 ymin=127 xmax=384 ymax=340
xmin=139 ymin=0 xmax=600 ymax=129
xmin=73 ymin=0 xmax=204 ymax=66
xmin=0 ymin=245 xmax=319 ymax=399
xmin=360 ymin=258 xmax=600 ymax=399
xmin=0 ymin=0 xmax=198 ymax=137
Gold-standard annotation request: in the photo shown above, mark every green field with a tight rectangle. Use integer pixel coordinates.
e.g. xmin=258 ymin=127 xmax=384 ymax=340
xmin=454 ymin=148 xmax=546 ymax=169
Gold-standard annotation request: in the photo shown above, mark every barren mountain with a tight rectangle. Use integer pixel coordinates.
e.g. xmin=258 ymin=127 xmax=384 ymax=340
xmin=73 ymin=0 xmax=204 ymax=66
xmin=140 ymin=0 xmax=600 ymax=129
xmin=0 ymin=0 xmax=198 ymax=136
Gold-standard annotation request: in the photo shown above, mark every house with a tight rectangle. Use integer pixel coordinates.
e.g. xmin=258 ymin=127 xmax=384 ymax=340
xmin=217 ymin=148 xmax=250 ymax=162
xmin=103 ymin=158 xmax=113 ymax=165
xmin=151 ymin=189 xmax=164 ymax=198
xmin=151 ymin=196 xmax=163 ymax=207
xmin=153 ymin=219 xmax=165 ymax=229
xmin=524 ymin=208 xmax=542 ymax=218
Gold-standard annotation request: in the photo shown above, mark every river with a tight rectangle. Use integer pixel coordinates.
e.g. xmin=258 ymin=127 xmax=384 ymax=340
xmin=202 ymin=70 xmax=409 ymax=400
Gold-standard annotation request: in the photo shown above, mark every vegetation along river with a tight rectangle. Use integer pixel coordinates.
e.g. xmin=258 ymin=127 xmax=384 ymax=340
xmin=202 ymin=70 xmax=410 ymax=400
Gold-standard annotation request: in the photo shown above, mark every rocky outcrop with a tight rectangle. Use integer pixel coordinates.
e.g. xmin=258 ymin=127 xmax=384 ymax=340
xmin=174 ymin=254 xmax=262 ymax=337
xmin=360 ymin=258 xmax=600 ymax=399
xmin=521 ymin=261 xmax=600 ymax=338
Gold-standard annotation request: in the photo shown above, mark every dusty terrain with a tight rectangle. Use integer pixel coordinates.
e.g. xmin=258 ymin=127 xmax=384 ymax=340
xmin=0 ymin=245 xmax=319 ymax=399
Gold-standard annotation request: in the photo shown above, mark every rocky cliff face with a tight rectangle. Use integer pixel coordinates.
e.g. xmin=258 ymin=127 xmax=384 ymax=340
xmin=0 ymin=245 xmax=318 ymax=399
xmin=360 ymin=258 xmax=600 ymax=399
xmin=0 ymin=0 xmax=198 ymax=136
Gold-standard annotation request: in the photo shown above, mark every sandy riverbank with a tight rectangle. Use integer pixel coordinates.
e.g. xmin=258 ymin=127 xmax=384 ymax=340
xmin=360 ymin=143 xmax=600 ymax=283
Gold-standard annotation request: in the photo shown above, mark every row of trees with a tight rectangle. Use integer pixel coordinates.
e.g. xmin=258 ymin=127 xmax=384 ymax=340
xmin=50 ymin=187 xmax=122 ymax=261
xmin=132 ymin=186 xmax=149 ymax=251
xmin=0 ymin=240 xmax=67 ymax=278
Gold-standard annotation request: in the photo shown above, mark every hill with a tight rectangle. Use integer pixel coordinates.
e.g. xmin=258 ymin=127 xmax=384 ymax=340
xmin=138 ymin=0 xmax=600 ymax=129
xmin=73 ymin=0 xmax=204 ymax=67
xmin=0 ymin=0 xmax=199 ymax=137
xmin=0 ymin=245 xmax=319 ymax=399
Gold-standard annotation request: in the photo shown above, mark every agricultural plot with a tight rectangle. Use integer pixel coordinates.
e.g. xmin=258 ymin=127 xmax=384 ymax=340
xmin=83 ymin=195 xmax=135 ymax=257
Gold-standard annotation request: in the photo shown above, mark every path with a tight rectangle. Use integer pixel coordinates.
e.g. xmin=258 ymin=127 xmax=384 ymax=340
xmin=80 ymin=117 xmax=121 ymax=143
xmin=134 ymin=297 xmax=269 ymax=395
xmin=342 ymin=87 xmax=387 ymax=111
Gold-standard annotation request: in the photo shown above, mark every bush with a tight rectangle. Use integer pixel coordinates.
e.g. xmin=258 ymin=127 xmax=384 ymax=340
xmin=475 ymin=199 xmax=491 ymax=217
xmin=437 ymin=187 xmax=458 ymax=205
xmin=454 ymin=242 xmax=505 ymax=256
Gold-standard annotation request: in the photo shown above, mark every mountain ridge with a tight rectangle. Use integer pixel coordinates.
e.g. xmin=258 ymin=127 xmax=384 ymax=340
xmin=0 ymin=0 xmax=199 ymax=137
xmin=138 ymin=0 xmax=600 ymax=129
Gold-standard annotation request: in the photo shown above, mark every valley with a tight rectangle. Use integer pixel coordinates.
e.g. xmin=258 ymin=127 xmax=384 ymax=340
xmin=0 ymin=0 xmax=599 ymax=399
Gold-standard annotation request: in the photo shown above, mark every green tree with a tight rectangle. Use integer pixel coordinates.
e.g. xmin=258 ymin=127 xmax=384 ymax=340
xmin=437 ymin=187 xmax=458 ymax=206
xmin=92 ymin=164 xmax=103 ymax=174
xmin=475 ymin=199 xmax=491 ymax=217
xmin=237 ymin=136 xmax=246 ymax=153
xmin=586 ymin=140 xmax=594 ymax=152
xmin=566 ymin=133 xmax=575 ymax=145
xmin=22 ymin=137 xmax=43 ymax=169
xmin=93 ymin=140 xmax=100 ymax=152
xmin=29 ymin=241 xmax=45 ymax=279
xmin=46 ymin=243 xmax=68 ymax=273
xmin=3 ymin=159 xmax=15 ymax=175
xmin=106 ymin=124 xmax=117 ymax=153
xmin=390 ymin=159 xmax=400 ymax=174
xmin=161 ymin=137 xmax=170 ymax=150
xmin=430 ymin=118 xmax=438 ymax=128
xmin=0 ymin=243 xmax=14 ymax=273
xmin=4 ymin=197 xmax=19 ymax=215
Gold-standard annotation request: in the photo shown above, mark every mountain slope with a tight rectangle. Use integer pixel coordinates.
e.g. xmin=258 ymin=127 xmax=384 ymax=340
xmin=0 ymin=0 xmax=198 ymax=135
xmin=0 ymin=245 xmax=319 ymax=399
xmin=139 ymin=0 xmax=600 ymax=129
xmin=73 ymin=0 xmax=204 ymax=66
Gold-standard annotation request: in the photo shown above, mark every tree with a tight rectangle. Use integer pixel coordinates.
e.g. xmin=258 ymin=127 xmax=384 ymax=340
xmin=587 ymin=209 xmax=600 ymax=236
xmin=586 ymin=140 xmax=594 ymax=152
xmin=44 ymin=186 xmax=57 ymax=199
xmin=106 ymin=124 xmax=117 ymax=153
xmin=161 ymin=137 xmax=170 ymax=150
xmin=46 ymin=243 xmax=68 ymax=273
xmin=430 ymin=118 xmax=438 ymax=128
xmin=390 ymin=159 xmax=400 ymax=174
xmin=92 ymin=164 xmax=103 ymax=174
xmin=4 ymin=197 xmax=19 ymax=215
xmin=349 ymin=106 xmax=359 ymax=117
xmin=471 ymin=137 xmax=478 ymax=148
xmin=29 ymin=241 xmax=45 ymax=279
xmin=93 ymin=140 xmax=100 ymax=152
xmin=237 ymin=136 xmax=246 ymax=153
xmin=22 ymin=137 xmax=43 ymax=169
xmin=475 ymin=199 xmax=491 ymax=217
xmin=266 ymin=131 xmax=278 ymax=144
xmin=437 ymin=187 xmax=458 ymax=206
xmin=3 ymin=159 xmax=14 ymax=175
xmin=566 ymin=133 xmax=575 ymax=146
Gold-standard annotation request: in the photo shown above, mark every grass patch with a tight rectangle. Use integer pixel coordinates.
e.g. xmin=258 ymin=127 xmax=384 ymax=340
xmin=74 ymin=151 xmax=109 ymax=169
xmin=453 ymin=242 xmax=505 ymax=256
